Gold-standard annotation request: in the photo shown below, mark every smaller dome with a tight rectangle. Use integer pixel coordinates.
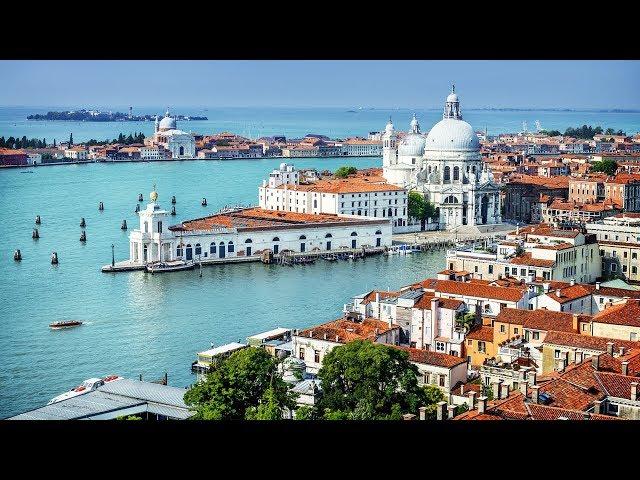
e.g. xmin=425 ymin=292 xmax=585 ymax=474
xmin=446 ymin=92 xmax=459 ymax=103
xmin=385 ymin=118 xmax=394 ymax=135
xmin=398 ymin=133 xmax=426 ymax=157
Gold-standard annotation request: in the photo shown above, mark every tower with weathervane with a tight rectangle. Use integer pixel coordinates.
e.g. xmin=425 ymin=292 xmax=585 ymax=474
xmin=130 ymin=184 xmax=171 ymax=264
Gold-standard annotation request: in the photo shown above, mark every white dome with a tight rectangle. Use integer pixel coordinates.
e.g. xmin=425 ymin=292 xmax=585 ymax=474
xmin=446 ymin=92 xmax=459 ymax=103
xmin=385 ymin=120 xmax=394 ymax=135
xmin=159 ymin=115 xmax=176 ymax=131
xmin=398 ymin=133 xmax=426 ymax=157
xmin=425 ymin=118 xmax=479 ymax=152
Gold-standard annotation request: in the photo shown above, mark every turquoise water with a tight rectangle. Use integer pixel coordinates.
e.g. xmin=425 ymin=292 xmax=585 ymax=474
xmin=2 ymin=106 xmax=640 ymax=143
xmin=0 ymin=158 xmax=445 ymax=418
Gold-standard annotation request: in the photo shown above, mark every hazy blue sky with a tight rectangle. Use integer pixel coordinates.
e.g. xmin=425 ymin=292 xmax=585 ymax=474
xmin=1 ymin=60 xmax=638 ymax=109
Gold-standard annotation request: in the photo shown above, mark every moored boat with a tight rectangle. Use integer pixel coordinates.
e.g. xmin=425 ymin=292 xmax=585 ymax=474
xmin=145 ymin=260 xmax=195 ymax=273
xmin=49 ymin=320 xmax=83 ymax=329
xmin=46 ymin=375 xmax=123 ymax=405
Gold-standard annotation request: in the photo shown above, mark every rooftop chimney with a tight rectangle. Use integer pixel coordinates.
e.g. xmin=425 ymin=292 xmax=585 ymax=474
xmin=543 ymin=283 xmax=550 ymax=293
xmin=477 ymin=396 xmax=488 ymax=414
xmin=335 ymin=335 xmax=339 ymax=342
xmin=576 ymin=351 xmax=584 ymax=363
xmin=631 ymin=383 xmax=638 ymax=401
xmin=492 ymin=380 xmax=503 ymax=400
xmin=556 ymin=289 xmax=562 ymax=297
xmin=596 ymin=282 xmax=601 ymax=290
xmin=572 ymin=314 xmax=580 ymax=332
xmin=606 ymin=342 xmax=614 ymax=356
xmin=531 ymin=385 xmax=540 ymax=404
xmin=570 ymin=278 xmax=575 ymax=286
xmin=593 ymin=400 xmax=603 ymax=414
xmin=323 ymin=333 xmax=327 ymax=340
xmin=418 ymin=406 xmax=427 ymax=421
xmin=500 ymin=383 xmax=510 ymax=400
xmin=375 ymin=292 xmax=380 ymax=303
xmin=520 ymin=382 xmax=529 ymax=396
xmin=309 ymin=330 xmax=313 ymax=338
xmin=622 ymin=361 xmax=629 ymax=376
xmin=468 ymin=391 xmax=477 ymax=410
xmin=447 ymin=404 xmax=456 ymax=420
xmin=619 ymin=346 xmax=626 ymax=357
xmin=528 ymin=371 xmax=537 ymax=386
xmin=592 ymin=353 xmax=600 ymax=371
xmin=436 ymin=401 xmax=447 ymax=420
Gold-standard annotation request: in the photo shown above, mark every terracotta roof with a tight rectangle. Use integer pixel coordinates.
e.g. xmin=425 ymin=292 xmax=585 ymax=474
xmin=507 ymin=174 xmax=570 ymax=189
xmin=496 ymin=308 xmax=586 ymax=333
xmin=543 ymin=331 xmax=640 ymax=356
xmin=596 ymin=371 xmax=640 ymax=399
xmin=509 ymin=252 xmax=555 ymax=268
xmin=296 ymin=317 xmax=398 ymax=344
xmin=171 ymin=207 xmax=385 ymax=232
xmin=393 ymin=346 xmax=467 ymax=368
xmin=360 ymin=290 xmax=400 ymax=306
xmin=466 ymin=326 xmax=494 ymax=342
xmin=592 ymin=299 xmax=640 ymax=327
xmin=545 ymin=284 xmax=593 ymax=304
xmin=421 ymin=279 xmax=526 ymax=303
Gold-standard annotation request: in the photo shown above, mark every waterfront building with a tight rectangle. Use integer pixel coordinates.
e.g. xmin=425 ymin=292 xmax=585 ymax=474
xmin=26 ymin=152 xmax=41 ymax=165
xmin=382 ymin=88 xmax=502 ymax=231
xmin=0 ymin=148 xmax=28 ymax=166
xmin=587 ymin=213 xmax=640 ymax=283
xmin=530 ymin=280 xmax=640 ymax=314
xmin=147 ymin=109 xmax=196 ymax=159
xmin=258 ymin=163 xmax=410 ymax=232
xmin=445 ymin=224 xmax=601 ymax=283
xmin=126 ymin=187 xmax=392 ymax=266
xmin=339 ymin=138 xmax=382 ymax=157
xmin=64 ymin=146 xmax=88 ymax=160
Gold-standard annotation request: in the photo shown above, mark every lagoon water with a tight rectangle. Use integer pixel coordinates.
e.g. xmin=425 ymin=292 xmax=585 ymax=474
xmin=2 ymin=106 xmax=640 ymax=419
xmin=0 ymin=158 xmax=445 ymax=418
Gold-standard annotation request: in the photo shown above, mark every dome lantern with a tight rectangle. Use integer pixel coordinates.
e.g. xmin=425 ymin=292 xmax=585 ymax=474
xmin=443 ymin=84 xmax=462 ymax=120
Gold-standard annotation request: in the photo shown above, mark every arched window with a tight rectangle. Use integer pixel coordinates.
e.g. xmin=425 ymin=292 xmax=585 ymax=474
xmin=299 ymin=235 xmax=306 ymax=240
xmin=357 ymin=210 xmax=362 ymax=215
xmin=272 ymin=237 xmax=280 ymax=242
xmin=444 ymin=166 xmax=451 ymax=182
xmin=179 ymin=146 xmax=184 ymax=156
xmin=444 ymin=195 xmax=458 ymax=204
xmin=209 ymin=242 xmax=216 ymax=254
xmin=195 ymin=243 xmax=202 ymax=255
xmin=325 ymin=233 xmax=332 ymax=238
xmin=313 ymin=199 xmax=317 ymax=208
xmin=227 ymin=241 xmax=234 ymax=253
xmin=453 ymin=166 xmax=460 ymax=181
xmin=245 ymin=238 xmax=253 ymax=243
xmin=375 ymin=230 xmax=382 ymax=235
xmin=388 ymin=207 xmax=393 ymax=217
xmin=144 ymin=221 xmax=148 ymax=233
xmin=472 ymin=165 xmax=476 ymax=174
xmin=350 ymin=232 xmax=358 ymax=236
xmin=428 ymin=165 xmax=432 ymax=174
xmin=219 ymin=241 xmax=225 ymax=246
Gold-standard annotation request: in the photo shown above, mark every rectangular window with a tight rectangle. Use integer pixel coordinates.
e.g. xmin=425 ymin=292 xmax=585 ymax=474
xmin=439 ymin=375 xmax=446 ymax=387
xmin=533 ymin=331 xmax=540 ymax=340
xmin=488 ymin=265 xmax=493 ymax=274
xmin=478 ymin=341 xmax=486 ymax=353
xmin=314 ymin=350 xmax=320 ymax=363
xmin=299 ymin=347 xmax=305 ymax=360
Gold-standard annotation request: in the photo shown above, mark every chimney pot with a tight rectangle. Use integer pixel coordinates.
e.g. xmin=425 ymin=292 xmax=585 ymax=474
xmin=519 ymin=382 xmax=528 ymax=395
xmin=631 ymin=382 xmax=638 ymax=401
xmin=477 ymin=396 xmax=488 ymax=414
xmin=622 ymin=361 xmax=629 ymax=376
xmin=492 ymin=380 xmax=503 ymax=400
xmin=468 ymin=391 xmax=477 ymax=410
xmin=576 ymin=351 xmax=584 ymax=363
xmin=323 ymin=333 xmax=327 ymax=340
xmin=528 ymin=371 xmax=537 ymax=386
xmin=593 ymin=400 xmax=603 ymax=414
xmin=418 ymin=406 xmax=427 ymax=421
xmin=436 ymin=401 xmax=448 ymax=420
xmin=531 ymin=385 xmax=540 ymax=404
xmin=592 ymin=354 xmax=600 ymax=371
xmin=447 ymin=404 xmax=456 ymax=420
xmin=595 ymin=282 xmax=601 ymax=290
xmin=500 ymin=383 xmax=510 ymax=399
xmin=556 ymin=289 xmax=562 ymax=297
xmin=606 ymin=342 xmax=614 ymax=356
xmin=570 ymin=278 xmax=575 ymax=286
xmin=619 ymin=346 xmax=626 ymax=356
xmin=335 ymin=335 xmax=339 ymax=342
xmin=309 ymin=330 xmax=313 ymax=338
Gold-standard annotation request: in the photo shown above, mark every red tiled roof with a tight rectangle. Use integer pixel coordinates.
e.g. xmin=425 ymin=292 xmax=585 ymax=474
xmin=592 ymin=299 xmax=640 ymax=327
xmin=545 ymin=284 xmax=593 ymax=304
xmin=297 ymin=317 xmax=398 ymax=344
xmin=509 ymin=252 xmax=555 ymax=268
xmin=466 ymin=326 xmax=494 ymax=342
xmin=543 ymin=330 xmax=640 ymax=356
xmin=392 ymin=346 xmax=467 ymax=368
xmin=496 ymin=308 xmax=586 ymax=333
xmin=360 ymin=290 xmax=400 ymax=306
xmin=421 ymin=279 xmax=526 ymax=303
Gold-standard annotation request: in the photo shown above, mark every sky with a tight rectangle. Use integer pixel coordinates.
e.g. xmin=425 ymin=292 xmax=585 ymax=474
xmin=0 ymin=60 xmax=638 ymax=110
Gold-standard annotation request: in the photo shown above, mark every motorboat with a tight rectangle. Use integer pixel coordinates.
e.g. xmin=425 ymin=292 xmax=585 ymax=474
xmin=47 ymin=375 xmax=123 ymax=405
xmin=146 ymin=260 xmax=195 ymax=273
xmin=49 ymin=320 xmax=83 ymax=330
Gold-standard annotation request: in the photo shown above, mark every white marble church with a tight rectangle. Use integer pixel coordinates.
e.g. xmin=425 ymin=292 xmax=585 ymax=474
xmin=146 ymin=109 xmax=196 ymax=159
xmin=382 ymin=87 xmax=502 ymax=231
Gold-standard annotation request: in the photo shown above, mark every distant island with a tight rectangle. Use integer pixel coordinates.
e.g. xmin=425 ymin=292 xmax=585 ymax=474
xmin=27 ymin=109 xmax=208 ymax=122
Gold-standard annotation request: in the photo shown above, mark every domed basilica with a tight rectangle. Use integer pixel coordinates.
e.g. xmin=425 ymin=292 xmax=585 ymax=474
xmin=147 ymin=108 xmax=196 ymax=159
xmin=382 ymin=87 xmax=501 ymax=231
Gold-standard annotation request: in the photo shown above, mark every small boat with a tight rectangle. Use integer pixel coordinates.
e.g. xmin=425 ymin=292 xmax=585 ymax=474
xmin=146 ymin=260 xmax=195 ymax=273
xmin=47 ymin=375 xmax=122 ymax=405
xmin=50 ymin=320 xmax=83 ymax=329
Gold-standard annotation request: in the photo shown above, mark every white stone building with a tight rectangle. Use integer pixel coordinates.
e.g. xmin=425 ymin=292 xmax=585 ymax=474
xmin=382 ymin=87 xmax=502 ymax=231
xmin=146 ymin=109 xmax=196 ymax=159
xmin=127 ymin=187 xmax=392 ymax=266
xmin=64 ymin=147 xmax=88 ymax=160
xmin=258 ymin=163 xmax=410 ymax=232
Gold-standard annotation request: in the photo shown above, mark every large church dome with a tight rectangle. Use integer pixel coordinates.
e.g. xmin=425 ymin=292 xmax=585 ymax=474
xmin=158 ymin=109 xmax=177 ymax=131
xmin=425 ymin=118 xmax=479 ymax=152
xmin=399 ymin=133 xmax=426 ymax=157
xmin=425 ymin=87 xmax=479 ymax=152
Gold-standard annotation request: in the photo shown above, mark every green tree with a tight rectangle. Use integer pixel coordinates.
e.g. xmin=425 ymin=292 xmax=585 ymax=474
xmin=591 ymin=159 xmax=618 ymax=176
xmin=408 ymin=191 xmax=436 ymax=229
xmin=316 ymin=340 xmax=427 ymax=420
xmin=540 ymin=129 xmax=561 ymax=137
xmin=455 ymin=311 xmax=477 ymax=333
xmin=183 ymin=347 xmax=297 ymax=420
xmin=334 ymin=166 xmax=358 ymax=178
xmin=294 ymin=405 xmax=317 ymax=420
xmin=69 ymin=132 xmax=73 ymax=146
xmin=605 ymin=128 xmax=615 ymax=135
